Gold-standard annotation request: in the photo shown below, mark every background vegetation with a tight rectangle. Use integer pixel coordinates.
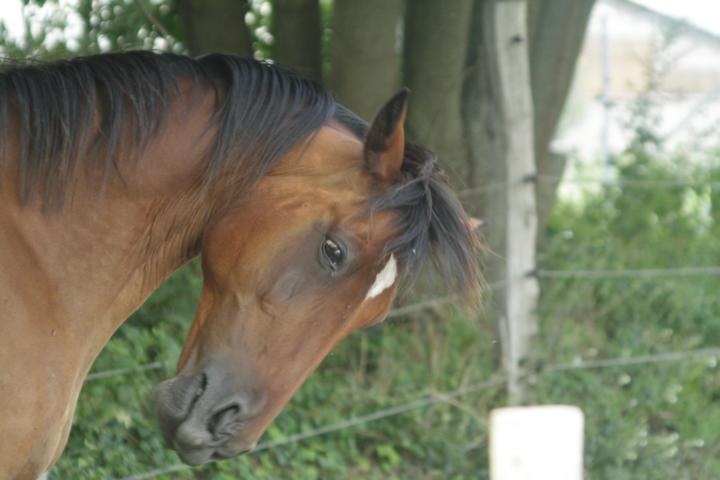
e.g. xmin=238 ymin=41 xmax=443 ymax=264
xmin=2 ymin=0 xmax=719 ymax=479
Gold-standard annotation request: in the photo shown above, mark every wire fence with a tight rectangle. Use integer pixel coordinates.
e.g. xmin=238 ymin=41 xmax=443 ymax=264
xmin=456 ymin=174 xmax=720 ymax=199
xmin=116 ymin=345 xmax=720 ymax=480
xmin=536 ymin=266 xmax=720 ymax=279
xmin=84 ymin=263 xmax=720 ymax=382
xmin=86 ymin=362 xmax=165 ymax=381
xmin=85 ymin=262 xmax=720 ymax=383
xmin=536 ymin=175 xmax=720 ymax=189
xmin=84 ymin=173 xmax=720 ymax=477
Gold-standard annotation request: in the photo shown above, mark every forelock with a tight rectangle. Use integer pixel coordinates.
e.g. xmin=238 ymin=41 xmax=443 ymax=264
xmin=333 ymin=106 xmax=481 ymax=304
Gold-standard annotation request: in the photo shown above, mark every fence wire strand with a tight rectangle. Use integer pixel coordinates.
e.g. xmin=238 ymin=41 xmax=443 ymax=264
xmin=536 ymin=266 xmax=720 ymax=279
xmin=86 ymin=362 xmax=165 ymax=381
xmin=426 ymin=176 xmax=720 ymax=205
xmin=454 ymin=176 xmax=720 ymax=199
xmin=85 ymin=267 xmax=719 ymax=383
xmin=115 ymin=345 xmax=720 ymax=480
xmin=544 ymin=347 xmax=720 ymax=372
xmin=536 ymin=175 xmax=720 ymax=189
xmin=117 ymin=377 xmax=505 ymax=480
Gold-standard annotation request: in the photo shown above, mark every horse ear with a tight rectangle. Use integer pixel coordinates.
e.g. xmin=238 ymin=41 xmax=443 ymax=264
xmin=364 ymin=88 xmax=409 ymax=183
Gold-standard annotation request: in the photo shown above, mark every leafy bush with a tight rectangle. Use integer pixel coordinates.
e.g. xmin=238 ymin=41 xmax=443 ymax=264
xmin=535 ymin=131 xmax=720 ymax=479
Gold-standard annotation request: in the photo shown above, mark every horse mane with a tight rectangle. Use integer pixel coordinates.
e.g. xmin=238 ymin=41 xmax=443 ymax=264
xmin=0 ymin=51 xmax=479 ymax=302
xmin=0 ymin=51 xmax=335 ymax=206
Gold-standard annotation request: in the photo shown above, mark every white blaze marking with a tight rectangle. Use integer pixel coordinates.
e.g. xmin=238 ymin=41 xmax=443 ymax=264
xmin=365 ymin=254 xmax=398 ymax=300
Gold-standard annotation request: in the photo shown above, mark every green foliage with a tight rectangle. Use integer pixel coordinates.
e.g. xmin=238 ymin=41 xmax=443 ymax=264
xmin=70 ymin=0 xmax=184 ymax=53
xmin=536 ymin=126 xmax=720 ymax=479
xmin=53 ymin=263 xmax=202 ymax=479
xmin=0 ymin=0 xmax=277 ymax=59
xmin=0 ymin=0 xmax=185 ymax=59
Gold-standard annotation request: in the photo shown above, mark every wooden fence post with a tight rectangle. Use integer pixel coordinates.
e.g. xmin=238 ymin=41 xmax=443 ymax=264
xmin=482 ymin=0 xmax=539 ymax=403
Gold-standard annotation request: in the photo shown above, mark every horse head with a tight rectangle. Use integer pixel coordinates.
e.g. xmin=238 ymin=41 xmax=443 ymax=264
xmin=152 ymin=90 xmax=480 ymax=464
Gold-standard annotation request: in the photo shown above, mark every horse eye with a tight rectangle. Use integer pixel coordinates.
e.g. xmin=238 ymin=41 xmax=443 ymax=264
xmin=321 ymin=237 xmax=346 ymax=272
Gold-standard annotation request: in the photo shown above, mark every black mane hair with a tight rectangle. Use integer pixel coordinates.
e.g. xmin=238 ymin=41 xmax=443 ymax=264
xmin=0 ymin=51 xmax=335 ymax=205
xmin=0 ymin=51 xmax=479 ymax=302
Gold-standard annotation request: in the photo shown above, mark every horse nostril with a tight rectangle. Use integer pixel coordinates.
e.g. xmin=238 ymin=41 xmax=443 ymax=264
xmin=208 ymin=403 xmax=241 ymax=438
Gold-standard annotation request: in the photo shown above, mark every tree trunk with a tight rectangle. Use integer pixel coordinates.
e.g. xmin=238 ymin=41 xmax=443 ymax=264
xmin=403 ymin=0 xmax=474 ymax=185
xmin=178 ymin=0 xmax=253 ymax=57
xmin=463 ymin=0 xmax=538 ymax=404
xmin=329 ymin=0 xmax=404 ymax=120
xmin=536 ymin=151 xmax=567 ymax=233
xmin=528 ymin=0 xmax=595 ymax=231
xmin=272 ymin=0 xmax=323 ymax=82
xmin=462 ymin=0 xmax=502 ymax=219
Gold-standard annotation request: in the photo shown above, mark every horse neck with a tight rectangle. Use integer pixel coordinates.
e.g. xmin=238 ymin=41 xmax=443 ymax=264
xmin=0 ymin=105 xmax=222 ymax=370
xmin=0 ymin=146 xmax=216 ymax=474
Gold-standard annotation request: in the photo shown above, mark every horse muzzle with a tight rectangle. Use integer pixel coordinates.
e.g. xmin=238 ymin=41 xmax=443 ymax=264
xmin=152 ymin=364 xmax=267 ymax=465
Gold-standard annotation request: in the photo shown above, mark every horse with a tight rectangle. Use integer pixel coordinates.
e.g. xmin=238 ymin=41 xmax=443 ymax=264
xmin=0 ymin=51 xmax=480 ymax=478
